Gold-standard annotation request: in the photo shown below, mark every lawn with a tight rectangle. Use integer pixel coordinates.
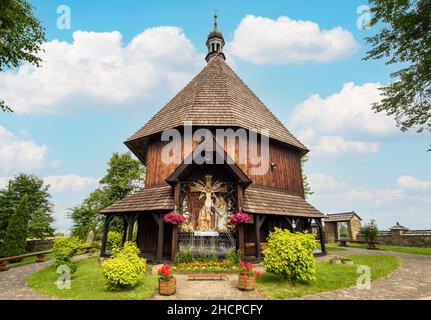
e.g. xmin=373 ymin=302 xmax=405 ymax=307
xmin=9 ymin=253 xmax=53 ymax=268
xmin=28 ymin=257 xmax=158 ymax=300
xmin=256 ymin=255 xmax=400 ymax=299
xmin=340 ymin=243 xmax=431 ymax=255
xmin=325 ymin=245 xmax=348 ymax=252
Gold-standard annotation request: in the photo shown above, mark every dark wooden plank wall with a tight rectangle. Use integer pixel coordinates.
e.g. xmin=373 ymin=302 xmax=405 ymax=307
xmin=144 ymin=133 xmax=304 ymax=197
xmin=136 ymin=214 xmax=172 ymax=256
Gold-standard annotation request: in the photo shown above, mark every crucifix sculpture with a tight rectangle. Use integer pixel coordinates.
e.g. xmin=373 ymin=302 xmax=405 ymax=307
xmin=190 ymin=174 xmax=227 ymax=230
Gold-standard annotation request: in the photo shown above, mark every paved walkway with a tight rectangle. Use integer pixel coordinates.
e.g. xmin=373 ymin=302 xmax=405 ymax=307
xmin=302 ymin=247 xmax=431 ymax=300
xmin=151 ymin=273 xmax=266 ymax=300
xmin=0 ymin=254 xmax=93 ymax=300
xmin=1 ymin=249 xmax=431 ymax=300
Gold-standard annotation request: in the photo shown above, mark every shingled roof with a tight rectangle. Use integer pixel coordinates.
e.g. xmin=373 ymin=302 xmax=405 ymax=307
xmin=101 ymin=185 xmax=174 ymax=213
xmin=126 ymin=56 xmax=307 ymax=152
xmin=243 ymin=185 xmax=324 ymax=218
xmin=324 ymin=212 xmax=362 ymax=222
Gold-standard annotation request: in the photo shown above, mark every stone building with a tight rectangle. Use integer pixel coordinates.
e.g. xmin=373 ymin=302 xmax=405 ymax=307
xmin=324 ymin=211 xmax=363 ymax=242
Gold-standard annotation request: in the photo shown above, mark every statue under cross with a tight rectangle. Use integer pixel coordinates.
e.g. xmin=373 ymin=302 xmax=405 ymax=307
xmin=190 ymin=175 xmax=227 ymax=230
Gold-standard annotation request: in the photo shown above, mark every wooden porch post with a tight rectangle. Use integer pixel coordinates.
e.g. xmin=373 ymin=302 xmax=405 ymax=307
xmin=127 ymin=214 xmax=138 ymax=241
xmin=255 ymin=215 xmax=266 ymax=261
xmin=152 ymin=213 xmax=164 ymax=262
xmin=122 ymin=216 xmax=128 ymax=245
xmin=237 ymin=185 xmax=245 ymax=260
xmin=171 ymin=183 xmax=180 ymax=261
xmin=315 ymin=218 xmax=326 ymax=253
xmin=100 ymin=215 xmax=113 ymax=257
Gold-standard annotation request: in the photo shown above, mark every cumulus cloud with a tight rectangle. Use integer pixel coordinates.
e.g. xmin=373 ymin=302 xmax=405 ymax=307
xmin=397 ymin=176 xmax=431 ymax=191
xmin=0 ymin=125 xmax=48 ymax=175
xmin=228 ymin=15 xmax=358 ymax=64
xmin=0 ymin=27 xmax=204 ymax=114
xmin=290 ymin=82 xmax=395 ymax=135
xmin=308 ymin=173 xmax=348 ymax=192
xmin=44 ymin=174 xmax=98 ymax=193
xmin=311 ymin=135 xmax=379 ymax=156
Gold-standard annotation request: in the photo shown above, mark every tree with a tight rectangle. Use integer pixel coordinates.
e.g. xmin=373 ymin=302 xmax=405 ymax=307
xmin=0 ymin=194 xmax=29 ymax=257
xmin=0 ymin=0 xmax=46 ymax=112
xmin=364 ymin=0 xmax=431 ymax=142
xmin=0 ymin=174 xmax=54 ymax=241
xmin=301 ymin=155 xmax=313 ymax=199
xmin=69 ymin=152 xmax=145 ymax=238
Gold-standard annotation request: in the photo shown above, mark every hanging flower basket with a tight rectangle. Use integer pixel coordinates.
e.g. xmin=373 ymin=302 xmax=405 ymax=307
xmin=158 ymin=264 xmax=176 ymax=295
xmin=229 ymin=208 xmax=251 ymax=225
xmin=163 ymin=210 xmax=186 ymax=225
xmin=237 ymin=261 xmax=261 ymax=291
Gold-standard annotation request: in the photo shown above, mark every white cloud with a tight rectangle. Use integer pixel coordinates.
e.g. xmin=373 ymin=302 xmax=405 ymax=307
xmin=0 ymin=27 xmax=204 ymax=114
xmin=228 ymin=15 xmax=358 ymax=64
xmin=0 ymin=125 xmax=48 ymax=175
xmin=397 ymin=176 xmax=431 ymax=191
xmin=311 ymin=135 xmax=379 ymax=156
xmin=44 ymin=174 xmax=98 ymax=193
xmin=290 ymin=82 xmax=395 ymax=135
xmin=308 ymin=173 xmax=348 ymax=192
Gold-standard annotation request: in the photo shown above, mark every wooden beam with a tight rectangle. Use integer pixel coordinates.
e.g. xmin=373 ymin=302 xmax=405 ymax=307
xmin=100 ymin=215 xmax=113 ymax=257
xmin=255 ymin=215 xmax=266 ymax=261
xmin=122 ymin=216 xmax=127 ymax=245
xmin=127 ymin=213 xmax=138 ymax=241
xmin=315 ymin=218 xmax=326 ymax=253
xmin=237 ymin=184 xmax=245 ymax=259
xmin=154 ymin=213 xmax=164 ymax=262
xmin=171 ymin=225 xmax=178 ymax=261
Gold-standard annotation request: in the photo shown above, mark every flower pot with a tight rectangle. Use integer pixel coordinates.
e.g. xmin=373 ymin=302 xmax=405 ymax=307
xmin=238 ymin=275 xmax=256 ymax=291
xmin=159 ymin=278 xmax=176 ymax=296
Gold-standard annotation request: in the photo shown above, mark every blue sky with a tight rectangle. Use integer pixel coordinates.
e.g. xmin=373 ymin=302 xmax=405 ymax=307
xmin=0 ymin=0 xmax=430 ymax=231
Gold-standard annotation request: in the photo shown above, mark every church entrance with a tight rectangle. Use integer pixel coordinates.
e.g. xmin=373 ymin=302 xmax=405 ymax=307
xmin=176 ymin=175 xmax=238 ymax=258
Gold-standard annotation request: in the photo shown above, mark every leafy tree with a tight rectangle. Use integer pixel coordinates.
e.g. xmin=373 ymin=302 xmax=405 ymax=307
xmin=301 ymin=155 xmax=313 ymax=199
xmin=364 ymin=0 xmax=431 ymax=142
xmin=0 ymin=194 xmax=29 ymax=257
xmin=0 ymin=0 xmax=46 ymax=112
xmin=0 ymin=174 xmax=54 ymax=241
xmin=69 ymin=152 xmax=145 ymax=237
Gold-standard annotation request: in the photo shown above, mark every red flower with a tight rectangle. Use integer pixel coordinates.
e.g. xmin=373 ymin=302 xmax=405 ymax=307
xmin=239 ymin=261 xmax=245 ymax=267
xmin=241 ymin=270 xmax=246 ymax=276
xmin=256 ymin=271 xmax=262 ymax=277
xmin=246 ymin=262 xmax=252 ymax=269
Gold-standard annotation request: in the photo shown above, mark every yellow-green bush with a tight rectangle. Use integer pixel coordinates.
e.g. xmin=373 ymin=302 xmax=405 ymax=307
xmin=106 ymin=231 xmax=122 ymax=250
xmin=263 ymin=228 xmax=317 ymax=282
xmin=102 ymin=241 xmax=146 ymax=290
xmin=52 ymin=236 xmax=82 ymax=274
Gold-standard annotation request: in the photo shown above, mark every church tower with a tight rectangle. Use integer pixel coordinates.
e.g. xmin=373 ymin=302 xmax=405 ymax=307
xmin=205 ymin=14 xmax=226 ymax=62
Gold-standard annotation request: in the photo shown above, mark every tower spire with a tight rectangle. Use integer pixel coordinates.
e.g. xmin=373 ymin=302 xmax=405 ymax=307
xmin=205 ymin=12 xmax=225 ymax=63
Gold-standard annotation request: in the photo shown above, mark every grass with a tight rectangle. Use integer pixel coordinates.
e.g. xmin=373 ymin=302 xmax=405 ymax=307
xmin=340 ymin=243 xmax=431 ymax=255
xmin=9 ymin=253 xmax=53 ymax=268
xmin=325 ymin=245 xmax=348 ymax=252
xmin=28 ymin=257 xmax=158 ymax=300
xmin=256 ymin=255 xmax=400 ymax=299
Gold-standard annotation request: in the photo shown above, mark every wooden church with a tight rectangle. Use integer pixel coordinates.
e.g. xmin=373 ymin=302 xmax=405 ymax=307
xmin=100 ymin=16 xmax=326 ymax=262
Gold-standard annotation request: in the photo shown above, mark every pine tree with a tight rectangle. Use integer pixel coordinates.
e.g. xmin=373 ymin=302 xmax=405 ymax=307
xmin=0 ymin=194 xmax=29 ymax=257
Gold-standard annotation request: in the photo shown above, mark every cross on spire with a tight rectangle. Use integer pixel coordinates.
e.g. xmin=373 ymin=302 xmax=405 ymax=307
xmin=205 ymin=12 xmax=225 ymax=63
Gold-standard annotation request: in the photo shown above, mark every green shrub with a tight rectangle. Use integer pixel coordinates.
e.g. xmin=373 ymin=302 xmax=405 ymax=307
xmin=0 ymin=195 xmax=29 ymax=258
xmin=225 ymin=248 xmax=242 ymax=265
xmin=102 ymin=241 xmax=146 ymax=290
xmin=174 ymin=246 xmax=194 ymax=264
xmin=52 ymin=236 xmax=81 ymax=274
xmin=263 ymin=228 xmax=317 ymax=282
xmin=361 ymin=221 xmax=379 ymax=242
xmin=107 ymin=231 xmax=122 ymax=250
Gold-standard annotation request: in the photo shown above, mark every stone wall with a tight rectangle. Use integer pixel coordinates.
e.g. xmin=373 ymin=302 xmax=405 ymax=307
xmin=324 ymin=222 xmax=337 ymax=243
xmin=348 ymin=216 xmax=362 ymax=240
xmin=359 ymin=229 xmax=431 ymax=248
